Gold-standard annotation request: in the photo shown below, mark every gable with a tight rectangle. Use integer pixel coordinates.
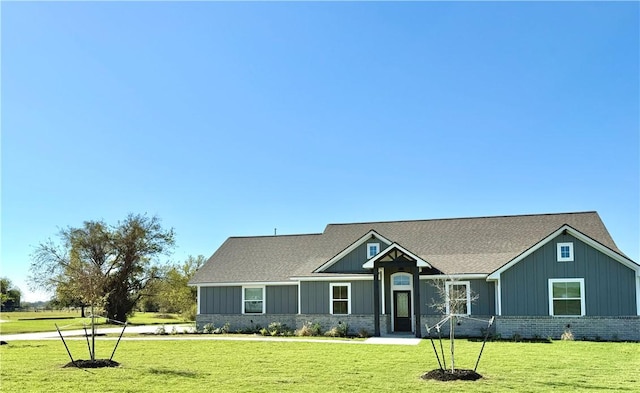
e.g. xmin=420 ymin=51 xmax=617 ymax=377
xmin=315 ymin=230 xmax=392 ymax=273
xmin=488 ymin=225 xmax=640 ymax=281
xmin=362 ymin=242 xmax=432 ymax=269
xmin=499 ymin=231 xmax=638 ymax=316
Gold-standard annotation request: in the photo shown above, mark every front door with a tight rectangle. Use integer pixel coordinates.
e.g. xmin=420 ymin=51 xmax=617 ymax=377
xmin=393 ymin=291 xmax=412 ymax=332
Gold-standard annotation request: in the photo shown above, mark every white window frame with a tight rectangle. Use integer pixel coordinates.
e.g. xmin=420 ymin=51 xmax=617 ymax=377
xmin=548 ymin=278 xmax=585 ymax=316
xmin=242 ymin=285 xmax=265 ymax=314
xmin=367 ymin=243 xmax=380 ymax=259
xmin=445 ymin=281 xmax=471 ymax=316
xmin=557 ymin=242 xmax=574 ymax=262
xmin=329 ymin=283 xmax=351 ymax=315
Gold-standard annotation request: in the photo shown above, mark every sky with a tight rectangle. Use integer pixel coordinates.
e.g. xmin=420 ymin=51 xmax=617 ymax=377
xmin=1 ymin=2 xmax=638 ymax=302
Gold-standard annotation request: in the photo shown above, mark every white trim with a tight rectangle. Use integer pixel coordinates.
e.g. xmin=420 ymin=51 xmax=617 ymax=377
xmin=445 ymin=281 xmax=471 ymax=315
xmin=242 ymin=285 xmax=266 ymax=314
xmin=488 ymin=225 xmax=640 ymax=280
xmin=636 ymin=276 xmax=640 ymax=316
xmin=495 ymin=278 xmax=502 ymax=316
xmin=367 ymin=242 xmax=380 ymax=259
xmin=193 ymin=281 xmax=298 ymax=287
xmin=420 ymin=274 xmax=487 ymax=280
xmin=557 ymin=242 xmax=574 ymax=262
xmin=315 ymin=230 xmax=393 ymax=272
xmin=362 ymin=243 xmax=431 ymax=268
xmin=390 ymin=272 xmax=414 ymax=332
xmin=329 ymin=282 xmax=351 ymax=315
xmin=380 ymin=268 xmax=386 ymax=315
xmin=548 ymin=278 xmax=585 ymax=317
xmin=197 ymin=285 xmax=201 ymax=315
xmin=297 ymin=282 xmax=301 ymax=315
xmin=292 ymin=275 xmax=372 ymax=281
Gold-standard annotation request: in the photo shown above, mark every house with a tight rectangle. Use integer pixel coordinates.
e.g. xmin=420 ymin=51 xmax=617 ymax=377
xmin=189 ymin=212 xmax=640 ymax=340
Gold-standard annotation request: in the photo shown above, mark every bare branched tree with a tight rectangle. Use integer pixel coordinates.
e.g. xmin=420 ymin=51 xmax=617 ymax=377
xmin=429 ymin=277 xmax=479 ymax=372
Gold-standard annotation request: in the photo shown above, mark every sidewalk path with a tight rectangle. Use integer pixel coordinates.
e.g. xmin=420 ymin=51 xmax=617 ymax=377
xmin=0 ymin=324 xmax=192 ymax=342
xmin=1 ymin=326 xmax=422 ymax=345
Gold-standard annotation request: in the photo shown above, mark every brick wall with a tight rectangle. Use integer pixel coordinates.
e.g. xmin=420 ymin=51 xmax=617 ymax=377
xmin=196 ymin=314 xmax=378 ymax=336
xmin=197 ymin=314 xmax=640 ymax=341
xmin=495 ymin=316 xmax=640 ymax=341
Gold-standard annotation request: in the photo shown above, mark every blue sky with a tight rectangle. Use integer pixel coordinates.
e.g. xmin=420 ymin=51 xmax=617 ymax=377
xmin=2 ymin=2 xmax=638 ymax=302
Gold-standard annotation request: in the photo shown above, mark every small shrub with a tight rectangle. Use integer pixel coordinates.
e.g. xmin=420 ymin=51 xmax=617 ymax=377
xmin=511 ymin=333 xmax=522 ymax=342
xmin=259 ymin=328 xmax=269 ymax=336
xmin=561 ymin=329 xmax=574 ymax=341
xmin=357 ymin=328 xmax=370 ymax=338
xmin=296 ymin=321 xmax=322 ymax=337
xmin=324 ymin=327 xmax=341 ymax=337
xmin=170 ymin=326 xmax=178 ymax=335
xmin=268 ymin=322 xmax=293 ymax=336
xmin=155 ymin=325 xmax=167 ymax=335
xmin=325 ymin=322 xmax=349 ymax=338
xmin=203 ymin=323 xmax=216 ymax=334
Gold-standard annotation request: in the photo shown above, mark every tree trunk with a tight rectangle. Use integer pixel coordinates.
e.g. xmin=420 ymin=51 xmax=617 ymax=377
xmin=90 ymin=304 xmax=95 ymax=361
xmin=104 ymin=288 xmax=134 ymax=323
xmin=450 ymin=316 xmax=455 ymax=372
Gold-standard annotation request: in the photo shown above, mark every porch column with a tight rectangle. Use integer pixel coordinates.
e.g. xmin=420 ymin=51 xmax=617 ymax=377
xmin=413 ymin=266 xmax=421 ymax=338
xmin=373 ymin=264 xmax=380 ymax=336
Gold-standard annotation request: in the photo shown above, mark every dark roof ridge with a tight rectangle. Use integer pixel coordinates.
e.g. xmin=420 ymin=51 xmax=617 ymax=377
xmin=227 ymin=232 xmax=323 ymax=240
xmin=323 ymin=211 xmax=599 ymax=229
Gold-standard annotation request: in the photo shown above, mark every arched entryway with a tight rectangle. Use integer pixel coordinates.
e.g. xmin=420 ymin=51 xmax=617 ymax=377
xmin=365 ymin=243 xmax=432 ymax=337
xmin=391 ymin=272 xmax=413 ymax=332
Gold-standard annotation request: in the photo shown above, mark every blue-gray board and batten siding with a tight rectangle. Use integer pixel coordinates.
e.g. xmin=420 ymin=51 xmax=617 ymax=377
xmin=500 ymin=234 xmax=637 ymax=316
xmin=199 ymin=285 xmax=298 ymax=315
xmin=199 ymin=278 xmax=496 ymax=316
xmin=300 ymin=280 xmax=374 ymax=314
xmin=324 ymin=237 xmax=390 ymax=273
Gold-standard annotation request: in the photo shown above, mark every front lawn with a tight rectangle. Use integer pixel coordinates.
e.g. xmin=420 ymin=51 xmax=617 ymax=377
xmin=0 ymin=311 xmax=186 ymax=335
xmin=0 ymin=338 xmax=638 ymax=392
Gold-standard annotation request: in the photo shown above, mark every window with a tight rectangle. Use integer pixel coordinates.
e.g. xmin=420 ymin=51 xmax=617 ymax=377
xmin=367 ymin=243 xmax=380 ymax=259
xmin=445 ymin=281 xmax=471 ymax=315
xmin=549 ymin=278 xmax=585 ymax=316
xmin=243 ymin=286 xmax=265 ymax=314
xmin=557 ymin=242 xmax=574 ymax=262
xmin=393 ymin=274 xmax=411 ymax=286
xmin=330 ymin=283 xmax=351 ymax=315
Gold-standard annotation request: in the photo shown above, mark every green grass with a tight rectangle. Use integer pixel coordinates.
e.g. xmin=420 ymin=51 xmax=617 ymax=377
xmin=1 ymin=338 xmax=638 ymax=392
xmin=0 ymin=311 xmax=187 ymax=334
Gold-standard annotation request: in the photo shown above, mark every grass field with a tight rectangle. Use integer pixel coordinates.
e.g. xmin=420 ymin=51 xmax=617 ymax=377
xmin=0 ymin=311 xmax=187 ymax=335
xmin=1 ymin=338 xmax=638 ymax=392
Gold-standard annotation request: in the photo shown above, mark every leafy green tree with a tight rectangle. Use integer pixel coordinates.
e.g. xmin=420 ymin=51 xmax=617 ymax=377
xmin=30 ymin=214 xmax=175 ymax=323
xmin=152 ymin=255 xmax=205 ymax=319
xmin=0 ymin=278 xmax=22 ymax=311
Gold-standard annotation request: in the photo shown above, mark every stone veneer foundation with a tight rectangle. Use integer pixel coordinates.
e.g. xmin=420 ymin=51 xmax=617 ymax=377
xmin=196 ymin=314 xmax=640 ymax=341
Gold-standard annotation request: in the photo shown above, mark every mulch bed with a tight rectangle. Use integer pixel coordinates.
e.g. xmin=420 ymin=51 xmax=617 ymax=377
xmin=421 ymin=368 xmax=482 ymax=381
xmin=63 ymin=359 xmax=120 ymax=368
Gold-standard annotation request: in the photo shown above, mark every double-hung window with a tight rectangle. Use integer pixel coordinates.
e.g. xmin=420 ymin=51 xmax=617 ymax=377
xmin=330 ymin=283 xmax=351 ymax=315
xmin=549 ymin=278 xmax=585 ymax=316
xmin=445 ymin=281 xmax=471 ymax=315
xmin=243 ymin=286 xmax=265 ymax=314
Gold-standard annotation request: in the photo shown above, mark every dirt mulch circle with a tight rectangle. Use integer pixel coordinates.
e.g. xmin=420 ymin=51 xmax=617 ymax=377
xmin=421 ymin=368 xmax=482 ymax=381
xmin=63 ymin=359 xmax=120 ymax=368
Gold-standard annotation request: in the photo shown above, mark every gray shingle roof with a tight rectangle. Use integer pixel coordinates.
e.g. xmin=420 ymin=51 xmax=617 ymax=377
xmin=189 ymin=211 xmax=625 ymax=284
